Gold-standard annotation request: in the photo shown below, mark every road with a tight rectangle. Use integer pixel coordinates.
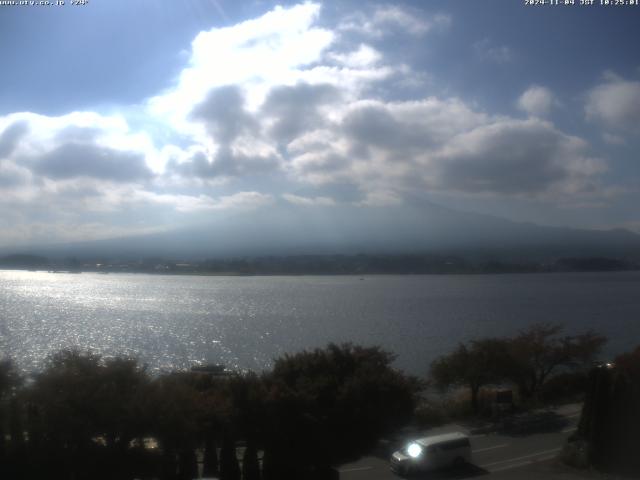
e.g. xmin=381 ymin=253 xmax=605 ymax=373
xmin=337 ymin=404 xmax=583 ymax=480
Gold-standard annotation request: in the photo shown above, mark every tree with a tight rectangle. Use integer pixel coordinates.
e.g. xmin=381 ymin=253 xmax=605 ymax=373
xmin=144 ymin=373 xmax=201 ymax=480
xmin=263 ymin=343 xmax=420 ymax=475
xmin=573 ymin=346 xmax=640 ymax=474
xmin=0 ymin=358 xmax=21 ymax=477
xmin=430 ymin=325 xmax=607 ymax=409
xmin=505 ymin=323 xmax=606 ymax=399
xmin=242 ymin=442 xmax=261 ymax=480
xmin=430 ymin=338 xmax=508 ymax=413
xmin=26 ymin=350 xmax=150 ymax=479
xmin=0 ymin=358 xmax=20 ymax=400
xmin=219 ymin=434 xmax=240 ymax=480
xmin=614 ymin=345 xmax=640 ymax=381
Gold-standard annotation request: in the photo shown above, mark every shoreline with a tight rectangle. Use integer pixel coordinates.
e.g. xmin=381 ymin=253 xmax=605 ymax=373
xmin=2 ymin=268 xmax=639 ymax=277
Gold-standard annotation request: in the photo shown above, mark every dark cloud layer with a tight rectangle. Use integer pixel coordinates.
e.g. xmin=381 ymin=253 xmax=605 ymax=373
xmin=343 ymin=105 xmax=435 ymax=152
xmin=190 ymin=85 xmax=257 ymax=143
xmin=30 ymin=142 xmax=153 ymax=182
xmin=172 ymin=147 xmax=280 ymax=179
xmin=0 ymin=166 xmax=28 ymax=188
xmin=0 ymin=121 xmax=29 ymax=159
xmin=435 ymin=122 xmax=574 ymax=194
xmin=263 ymin=83 xmax=340 ymax=144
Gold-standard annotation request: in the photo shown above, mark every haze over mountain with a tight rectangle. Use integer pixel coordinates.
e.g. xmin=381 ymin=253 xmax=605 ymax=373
xmin=9 ymin=201 xmax=640 ymax=262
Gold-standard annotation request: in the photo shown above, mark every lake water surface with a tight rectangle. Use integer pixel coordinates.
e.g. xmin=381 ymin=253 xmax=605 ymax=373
xmin=1 ymin=270 xmax=639 ymax=375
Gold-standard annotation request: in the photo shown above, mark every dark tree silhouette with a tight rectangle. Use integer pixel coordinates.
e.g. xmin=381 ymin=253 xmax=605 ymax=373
xmin=25 ymin=350 xmax=150 ymax=479
xmin=505 ymin=323 xmax=606 ymax=399
xmin=430 ymin=338 xmax=509 ymax=412
xmin=144 ymin=373 xmax=201 ymax=480
xmin=242 ymin=441 xmax=261 ymax=480
xmin=202 ymin=435 xmax=219 ymax=477
xmin=0 ymin=359 xmax=22 ymax=479
xmin=219 ymin=434 xmax=241 ymax=480
xmin=263 ymin=343 xmax=420 ymax=475
xmin=430 ymin=324 xmax=607 ymax=407
xmin=573 ymin=346 xmax=640 ymax=474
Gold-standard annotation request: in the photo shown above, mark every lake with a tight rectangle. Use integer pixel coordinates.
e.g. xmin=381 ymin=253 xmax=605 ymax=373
xmin=1 ymin=270 xmax=639 ymax=375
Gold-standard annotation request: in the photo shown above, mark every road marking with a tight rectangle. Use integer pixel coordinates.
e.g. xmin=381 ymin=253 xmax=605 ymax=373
xmin=566 ymin=412 xmax=581 ymax=418
xmin=562 ymin=427 xmax=577 ymax=433
xmin=479 ymin=447 xmax=562 ymax=468
xmin=489 ymin=454 xmax=558 ymax=472
xmin=338 ymin=466 xmax=372 ymax=473
xmin=473 ymin=443 xmax=509 ymax=453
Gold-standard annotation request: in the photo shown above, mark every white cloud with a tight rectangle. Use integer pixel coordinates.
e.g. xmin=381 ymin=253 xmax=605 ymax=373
xmin=585 ymin=74 xmax=640 ymax=133
xmin=339 ymin=5 xmax=450 ymax=38
xmin=133 ymin=190 xmax=274 ymax=212
xmin=146 ymin=2 xmax=395 ymax=169
xmin=0 ymin=3 xmax=624 ymax=246
xmin=474 ymin=38 xmax=514 ymax=64
xmin=282 ymin=193 xmax=336 ymax=206
xmin=213 ymin=191 xmax=274 ymax=210
xmin=0 ymin=111 xmax=162 ymax=174
xmin=285 ymin=97 xmax=606 ymax=202
xmin=148 ymin=3 xmax=335 ymax=126
xmin=356 ymin=190 xmax=403 ymax=207
xmin=517 ymin=85 xmax=556 ymax=117
xmin=328 ymin=44 xmax=381 ymax=68
xmin=602 ymin=132 xmax=626 ymax=146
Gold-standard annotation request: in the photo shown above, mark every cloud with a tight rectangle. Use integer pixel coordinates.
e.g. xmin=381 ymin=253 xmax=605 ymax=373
xmin=190 ymin=85 xmax=258 ymax=144
xmin=602 ymin=133 xmax=625 ymax=146
xmin=282 ymin=193 xmax=336 ymax=206
xmin=338 ymin=5 xmax=450 ymax=37
xmin=0 ymin=162 xmax=30 ymax=188
xmin=432 ymin=119 xmax=604 ymax=196
xmin=474 ymin=38 xmax=514 ymax=64
xmin=286 ymin=98 xmax=605 ymax=200
xmin=0 ymin=2 xmax=624 ymax=247
xmin=286 ymin=97 xmax=488 ymax=188
xmin=209 ymin=191 xmax=274 ymax=210
xmin=585 ymin=74 xmax=640 ymax=133
xmin=262 ymin=82 xmax=341 ymax=144
xmin=0 ymin=109 xmax=279 ymax=246
xmin=328 ymin=44 xmax=381 ymax=68
xmin=0 ymin=111 xmax=162 ymax=172
xmin=171 ymin=147 xmax=280 ymax=179
xmin=517 ymin=85 xmax=556 ymax=117
xmin=356 ymin=190 xmax=403 ymax=207
xmin=132 ymin=190 xmax=273 ymax=212
xmin=342 ymin=98 xmax=486 ymax=151
xmin=148 ymin=3 xmax=334 ymax=122
xmin=0 ymin=121 xmax=29 ymax=159
xmin=29 ymin=143 xmax=153 ymax=182
xmin=0 ymin=220 xmax=168 ymax=247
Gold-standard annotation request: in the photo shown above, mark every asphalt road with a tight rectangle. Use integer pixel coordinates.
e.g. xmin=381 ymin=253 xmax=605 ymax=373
xmin=337 ymin=404 xmax=583 ymax=480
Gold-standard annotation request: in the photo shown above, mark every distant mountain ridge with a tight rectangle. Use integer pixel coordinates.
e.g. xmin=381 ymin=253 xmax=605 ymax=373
xmin=3 ymin=202 xmax=640 ymax=261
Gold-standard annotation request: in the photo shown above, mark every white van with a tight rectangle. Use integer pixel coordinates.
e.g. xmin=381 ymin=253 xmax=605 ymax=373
xmin=390 ymin=431 xmax=472 ymax=476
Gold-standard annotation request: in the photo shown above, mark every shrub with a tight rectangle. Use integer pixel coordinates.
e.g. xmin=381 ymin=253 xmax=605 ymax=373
xmin=538 ymin=371 xmax=589 ymax=404
xmin=413 ymin=401 xmax=447 ymax=428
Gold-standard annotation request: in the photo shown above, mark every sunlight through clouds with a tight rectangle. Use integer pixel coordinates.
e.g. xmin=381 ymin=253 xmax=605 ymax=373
xmin=0 ymin=1 xmax=636 ymax=245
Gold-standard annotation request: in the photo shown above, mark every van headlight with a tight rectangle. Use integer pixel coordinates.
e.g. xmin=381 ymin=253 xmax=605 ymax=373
xmin=407 ymin=443 xmax=422 ymax=458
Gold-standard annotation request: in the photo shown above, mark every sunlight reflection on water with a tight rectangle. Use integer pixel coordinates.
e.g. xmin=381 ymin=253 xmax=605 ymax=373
xmin=1 ymin=269 xmax=639 ymax=375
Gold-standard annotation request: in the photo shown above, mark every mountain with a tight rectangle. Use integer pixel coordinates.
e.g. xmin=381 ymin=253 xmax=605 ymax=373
xmin=4 ymin=202 xmax=640 ymax=261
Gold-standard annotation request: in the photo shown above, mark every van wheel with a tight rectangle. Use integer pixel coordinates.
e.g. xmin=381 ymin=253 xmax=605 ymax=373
xmin=452 ymin=456 xmax=466 ymax=468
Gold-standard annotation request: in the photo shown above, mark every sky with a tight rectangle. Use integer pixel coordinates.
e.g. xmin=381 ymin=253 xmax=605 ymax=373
xmin=0 ymin=0 xmax=639 ymax=249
